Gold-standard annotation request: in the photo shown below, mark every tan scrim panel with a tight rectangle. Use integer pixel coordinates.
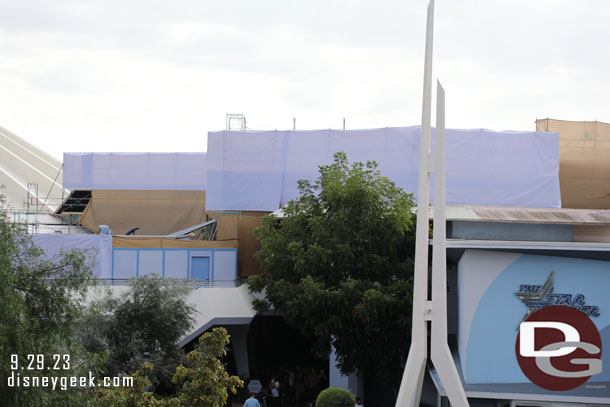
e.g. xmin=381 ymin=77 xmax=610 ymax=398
xmin=216 ymin=214 xmax=239 ymax=240
xmin=573 ymin=225 xmax=610 ymax=243
xmin=162 ymin=239 xmax=238 ymax=249
xmin=112 ymin=237 xmax=238 ymax=249
xmin=237 ymin=214 xmax=266 ymax=276
xmin=80 ymin=190 xmax=206 ymax=235
xmin=536 ymin=119 xmax=610 ymax=209
xmin=210 ymin=212 xmax=268 ymax=276
xmin=112 ymin=237 xmax=163 ymax=248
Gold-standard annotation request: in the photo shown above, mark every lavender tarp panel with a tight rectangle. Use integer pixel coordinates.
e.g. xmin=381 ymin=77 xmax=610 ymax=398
xmin=206 ymin=127 xmax=560 ymax=211
xmin=206 ymin=132 xmax=286 ymax=211
xmin=63 ymin=152 xmax=206 ymax=190
xmin=31 ymin=234 xmax=112 ymax=278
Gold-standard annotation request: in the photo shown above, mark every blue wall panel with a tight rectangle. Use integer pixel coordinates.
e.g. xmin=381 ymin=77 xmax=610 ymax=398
xmin=112 ymin=248 xmax=237 ymax=281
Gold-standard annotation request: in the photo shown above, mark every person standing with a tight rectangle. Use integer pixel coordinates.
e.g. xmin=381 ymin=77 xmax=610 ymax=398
xmin=288 ymin=370 xmax=295 ymax=400
xmin=295 ymin=368 xmax=305 ymax=401
xmin=318 ymin=369 xmax=328 ymax=390
xmin=305 ymin=369 xmax=319 ymax=402
xmin=269 ymin=377 xmax=280 ymax=407
xmin=261 ymin=389 xmax=269 ymax=407
xmin=244 ymin=393 xmax=261 ymax=407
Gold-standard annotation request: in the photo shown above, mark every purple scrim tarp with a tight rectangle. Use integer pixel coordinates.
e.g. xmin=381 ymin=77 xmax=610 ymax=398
xmin=63 ymin=152 xmax=206 ymax=190
xmin=206 ymin=127 xmax=560 ymax=210
xmin=31 ymin=234 xmax=112 ymax=278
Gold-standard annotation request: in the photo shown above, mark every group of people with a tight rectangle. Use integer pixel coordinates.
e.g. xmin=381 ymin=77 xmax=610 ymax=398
xmin=244 ymin=392 xmax=364 ymax=407
xmin=245 ymin=366 xmax=329 ymax=407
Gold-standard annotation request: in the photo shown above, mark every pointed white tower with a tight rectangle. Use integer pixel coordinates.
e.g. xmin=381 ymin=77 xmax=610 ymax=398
xmin=395 ymin=2 xmax=469 ymax=406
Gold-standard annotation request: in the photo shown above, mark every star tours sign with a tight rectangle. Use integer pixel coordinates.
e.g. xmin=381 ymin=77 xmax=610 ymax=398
xmin=514 ymin=271 xmax=600 ymax=328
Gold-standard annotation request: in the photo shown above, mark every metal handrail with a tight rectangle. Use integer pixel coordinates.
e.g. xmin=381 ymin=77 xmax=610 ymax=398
xmin=91 ymin=277 xmax=248 ymax=288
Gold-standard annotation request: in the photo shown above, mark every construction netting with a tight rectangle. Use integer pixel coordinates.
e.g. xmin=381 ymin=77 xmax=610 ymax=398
xmin=63 ymin=152 xmax=207 ymax=190
xmin=536 ymin=119 xmax=610 ymax=209
xmin=80 ymin=190 xmax=206 ymax=235
xmin=31 ymin=234 xmax=112 ymax=278
xmin=112 ymin=237 xmax=238 ymax=248
xmin=206 ymin=127 xmax=561 ymax=211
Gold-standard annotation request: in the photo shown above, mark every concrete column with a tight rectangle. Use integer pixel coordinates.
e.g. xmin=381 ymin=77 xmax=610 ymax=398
xmin=329 ymin=345 xmax=359 ymax=396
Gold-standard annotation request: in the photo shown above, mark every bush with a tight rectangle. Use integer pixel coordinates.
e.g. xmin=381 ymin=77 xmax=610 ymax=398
xmin=316 ymin=387 xmax=355 ymax=407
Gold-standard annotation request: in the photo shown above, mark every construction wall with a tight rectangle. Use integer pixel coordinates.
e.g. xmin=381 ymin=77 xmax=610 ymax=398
xmin=237 ymin=215 xmax=265 ymax=276
xmin=537 ymin=119 xmax=610 ymax=209
xmin=112 ymin=237 xmax=237 ymax=249
xmin=80 ymin=190 xmax=206 ymax=235
xmin=207 ymin=127 xmax=561 ymax=210
xmin=112 ymin=246 xmax=237 ymax=280
xmin=216 ymin=214 xmax=239 ymax=240
xmin=214 ymin=212 xmax=267 ymax=276
xmin=32 ymin=234 xmax=112 ymax=278
xmin=63 ymin=152 xmax=206 ymax=190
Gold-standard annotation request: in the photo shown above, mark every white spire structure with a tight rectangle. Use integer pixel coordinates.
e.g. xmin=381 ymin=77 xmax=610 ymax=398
xmin=395 ymin=1 xmax=469 ymax=406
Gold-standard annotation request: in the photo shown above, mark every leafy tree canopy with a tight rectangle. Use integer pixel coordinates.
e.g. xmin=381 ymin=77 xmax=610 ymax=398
xmin=81 ymin=276 xmax=195 ymax=394
xmin=89 ymin=327 xmax=244 ymax=407
xmin=171 ymin=327 xmax=244 ymax=407
xmin=249 ymin=152 xmax=416 ymax=384
xmin=0 ymin=195 xmax=96 ymax=406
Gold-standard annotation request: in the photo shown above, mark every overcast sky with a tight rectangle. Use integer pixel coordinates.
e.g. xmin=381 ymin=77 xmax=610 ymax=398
xmin=1 ymin=0 xmax=609 ymax=160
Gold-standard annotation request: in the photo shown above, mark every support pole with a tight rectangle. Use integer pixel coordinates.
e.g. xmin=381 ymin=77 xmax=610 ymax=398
xmin=395 ymin=2 xmax=435 ymax=406
xmin=430 ymin=82 xmax=469 ymax=407
xmin=396 ymin=2 xmax=469 ymax=406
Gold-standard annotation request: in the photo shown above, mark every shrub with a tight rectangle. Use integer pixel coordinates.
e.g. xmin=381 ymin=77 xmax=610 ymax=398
xmin=316 ymin=387 xmax=355 ymax=407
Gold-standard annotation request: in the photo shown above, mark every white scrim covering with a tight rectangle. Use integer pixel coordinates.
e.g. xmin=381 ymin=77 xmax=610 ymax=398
xmin=63 ymin=153 xmax=207 ymax=190
xmin=206 ymin=127 xmax=560 ymax=210
xmin=31 ymin=234 xmax=113 ymax=279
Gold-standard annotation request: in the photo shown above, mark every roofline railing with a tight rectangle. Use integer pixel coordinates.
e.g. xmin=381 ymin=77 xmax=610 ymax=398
xmin=91 ymin=277 xmax=248 ymax=289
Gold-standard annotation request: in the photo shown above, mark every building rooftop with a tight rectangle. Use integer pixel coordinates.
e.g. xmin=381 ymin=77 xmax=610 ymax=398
xmin=440 ymin=204 xmax=610 ymax=225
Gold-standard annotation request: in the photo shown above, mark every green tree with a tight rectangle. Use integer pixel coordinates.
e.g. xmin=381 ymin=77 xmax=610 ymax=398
xmin=89 ymin=328 xmax=243 ymax=407
xmin=249 ymin=152 xmax=416 ymax=385
xmin=88 ymin=363 xmax=170 ymax=407
xmin=171 ymin=327 xmax=244 ymax=407
xmin=82 ymin=276 xmax=195 ymax=394
xmin=0 ymin=195 xmax=96 ymax=406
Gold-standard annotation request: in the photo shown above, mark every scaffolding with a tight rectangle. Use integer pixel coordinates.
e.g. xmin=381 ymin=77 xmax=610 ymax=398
xmin=226 ymin=113 xmax=247 ymax=130
xmin=11 ymin=182 xmax=41 ymax=233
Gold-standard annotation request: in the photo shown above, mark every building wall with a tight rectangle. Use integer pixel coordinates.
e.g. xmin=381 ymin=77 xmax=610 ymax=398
xmin=112 ymin=247 xmax=237 ymax=281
